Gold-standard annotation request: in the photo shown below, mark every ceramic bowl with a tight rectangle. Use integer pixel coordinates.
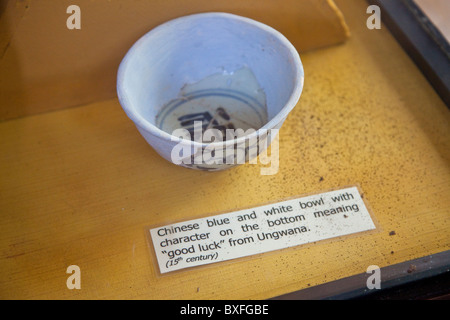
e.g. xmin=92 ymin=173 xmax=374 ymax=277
xmin=117 ymin=12 xmax=304 ymax=171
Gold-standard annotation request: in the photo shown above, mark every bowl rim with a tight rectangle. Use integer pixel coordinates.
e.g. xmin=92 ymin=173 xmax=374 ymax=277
xmin=117 ymin=12 xmax=304 ymax=149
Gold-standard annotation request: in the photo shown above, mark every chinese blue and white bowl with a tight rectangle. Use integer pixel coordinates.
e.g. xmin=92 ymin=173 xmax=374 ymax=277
xmin=117 ymin=12 xmax=304 ymax=171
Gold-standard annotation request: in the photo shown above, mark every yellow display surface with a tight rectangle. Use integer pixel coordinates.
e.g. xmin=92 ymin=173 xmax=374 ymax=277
xmin=0 ymin=0 xmax=449 ymax=299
